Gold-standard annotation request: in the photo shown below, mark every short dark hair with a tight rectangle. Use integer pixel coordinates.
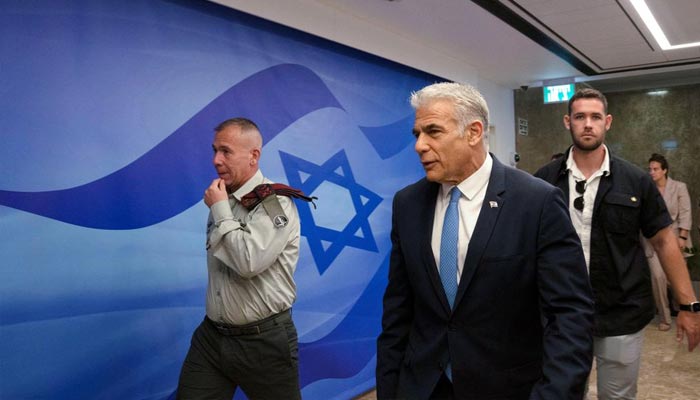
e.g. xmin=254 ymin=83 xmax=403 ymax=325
xmin=648 ymin=153 xmax=669 ymax=177
xmin=568 ymin=88 xmax=608 ymax=115
xmin=214 ymin=117 xmax=260 ymax=134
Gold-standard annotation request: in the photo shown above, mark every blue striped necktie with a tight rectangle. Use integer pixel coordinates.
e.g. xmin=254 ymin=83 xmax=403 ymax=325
xmin=440 ymin=187 xmax=460 ymax=380
xmin=440 ymin=187 xmax=460 ymax=309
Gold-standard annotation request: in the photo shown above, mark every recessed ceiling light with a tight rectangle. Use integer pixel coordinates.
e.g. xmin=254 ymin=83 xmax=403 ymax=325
xmin=629 ymin=0 xmax=700 ymax=50
xmin=647 ymin=90 xmax=668 ymax=96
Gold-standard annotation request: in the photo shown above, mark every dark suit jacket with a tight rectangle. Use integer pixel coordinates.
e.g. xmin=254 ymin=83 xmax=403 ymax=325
xmin=376 ymin=156 xmax=594 ymax=400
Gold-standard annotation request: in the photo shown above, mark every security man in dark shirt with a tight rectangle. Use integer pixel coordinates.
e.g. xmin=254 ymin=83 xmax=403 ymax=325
xmin=535 ymin=88 xmax=700 ymax=399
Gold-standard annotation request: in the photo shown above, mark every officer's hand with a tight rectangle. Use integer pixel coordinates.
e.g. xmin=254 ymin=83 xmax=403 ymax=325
xmin=204 ymin=179 xmax=228 ymax=207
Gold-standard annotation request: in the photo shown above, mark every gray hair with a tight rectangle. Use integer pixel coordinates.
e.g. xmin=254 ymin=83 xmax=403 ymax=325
xmin=410 ymin=82 xmax=490 ymax=136
xmin=215 ymin=117 xmax=259 ymax=135
xmin=214 ymin=117 xmax=263 ymax=149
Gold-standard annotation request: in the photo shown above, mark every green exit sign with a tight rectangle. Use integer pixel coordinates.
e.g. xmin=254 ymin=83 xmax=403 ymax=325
xmin=543 ymin=84 xmax=575 ymax=104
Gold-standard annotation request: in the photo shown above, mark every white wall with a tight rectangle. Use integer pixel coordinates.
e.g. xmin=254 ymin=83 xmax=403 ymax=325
xmin=477 ymin=78 xmax=516 ymax=165
xmin=210 ymin=0 xmax=516 ymax=163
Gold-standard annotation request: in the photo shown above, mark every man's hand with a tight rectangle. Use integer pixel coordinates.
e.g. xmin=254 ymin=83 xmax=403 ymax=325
xmin=676 ymin=311 xmax=700 ymax=351
xmin=204 ymin=178 xmax=229 ymax=207
xmin=650 ymin=226 xmax=699 ymax=352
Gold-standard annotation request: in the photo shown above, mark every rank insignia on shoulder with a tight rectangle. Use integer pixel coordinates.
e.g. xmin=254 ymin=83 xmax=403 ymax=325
xmin=241 ymin=183 xmax=316 ymax=210
xmin=241 ymin=183 xmax=317 ymax=228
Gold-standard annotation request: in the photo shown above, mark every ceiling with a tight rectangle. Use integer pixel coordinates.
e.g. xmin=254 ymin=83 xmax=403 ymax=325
xmin=215 ymin=0 xmax=700 ymax=91
xmin=477 ymin=0 xmax=700 ymax=91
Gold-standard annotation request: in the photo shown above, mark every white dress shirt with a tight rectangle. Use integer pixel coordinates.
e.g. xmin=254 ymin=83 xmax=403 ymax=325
xmin=431 ymin=154 xmax=493 ymax=283
xmin=566 ymin=145 xmax=610 ymax=270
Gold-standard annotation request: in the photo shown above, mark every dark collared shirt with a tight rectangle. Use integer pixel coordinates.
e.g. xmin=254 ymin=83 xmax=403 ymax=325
xmin=535 ymin=148 xmax=671 ymax=336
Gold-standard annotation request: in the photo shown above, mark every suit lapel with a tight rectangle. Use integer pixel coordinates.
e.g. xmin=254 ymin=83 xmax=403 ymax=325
xmin=417 ymin=181 xmax=453 ymax=314
xmin=663 ymin=178 xmax=675 ymax=205
xmin=454 ymin=156 xmax=505 ymax=308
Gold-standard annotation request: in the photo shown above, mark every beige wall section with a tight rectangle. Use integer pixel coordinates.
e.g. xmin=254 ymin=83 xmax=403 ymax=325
xmin=515 ymin=83 xmax=700 ymax=277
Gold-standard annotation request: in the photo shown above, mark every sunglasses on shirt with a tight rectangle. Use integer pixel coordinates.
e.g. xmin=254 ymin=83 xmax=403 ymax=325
xmin=574 ymin=180 xmax=586 ymax=212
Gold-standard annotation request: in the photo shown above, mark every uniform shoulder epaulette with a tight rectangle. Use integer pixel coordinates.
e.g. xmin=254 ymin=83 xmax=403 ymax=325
xmin=240 ymin=183 xmax=317 ymax=227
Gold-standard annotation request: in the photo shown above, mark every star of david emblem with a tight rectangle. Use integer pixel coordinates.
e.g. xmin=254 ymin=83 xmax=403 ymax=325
xmin=279 ymin=150 xmax=382 ymax=274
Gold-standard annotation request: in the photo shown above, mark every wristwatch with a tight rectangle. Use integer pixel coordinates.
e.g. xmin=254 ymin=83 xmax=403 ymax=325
xmin=679 ymin=301 xmax=700 ymax=313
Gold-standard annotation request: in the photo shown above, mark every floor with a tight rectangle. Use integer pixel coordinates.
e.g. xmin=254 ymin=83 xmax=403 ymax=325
xmin=355 ymin=319 xmax=700 ymax=399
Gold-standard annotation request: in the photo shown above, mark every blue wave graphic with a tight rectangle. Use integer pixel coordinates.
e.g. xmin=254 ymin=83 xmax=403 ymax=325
xmin=298 ymin=252 xmax=387 ymax=387
xmin=0 ymin=64 xmax=343 ymax=229
xmin=2 ymin=1 xmax=442 ymax=399
xmin=360 ymin=115 xmax=415 ymax=159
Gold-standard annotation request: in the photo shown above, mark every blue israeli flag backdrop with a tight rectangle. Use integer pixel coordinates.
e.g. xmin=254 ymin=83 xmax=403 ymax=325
xmin=0 ymin=1 xmax=441 ymax=399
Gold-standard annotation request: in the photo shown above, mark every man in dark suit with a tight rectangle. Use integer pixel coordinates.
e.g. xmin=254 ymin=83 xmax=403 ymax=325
xmin=376 ymin=82 xmax=594 ymax=399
